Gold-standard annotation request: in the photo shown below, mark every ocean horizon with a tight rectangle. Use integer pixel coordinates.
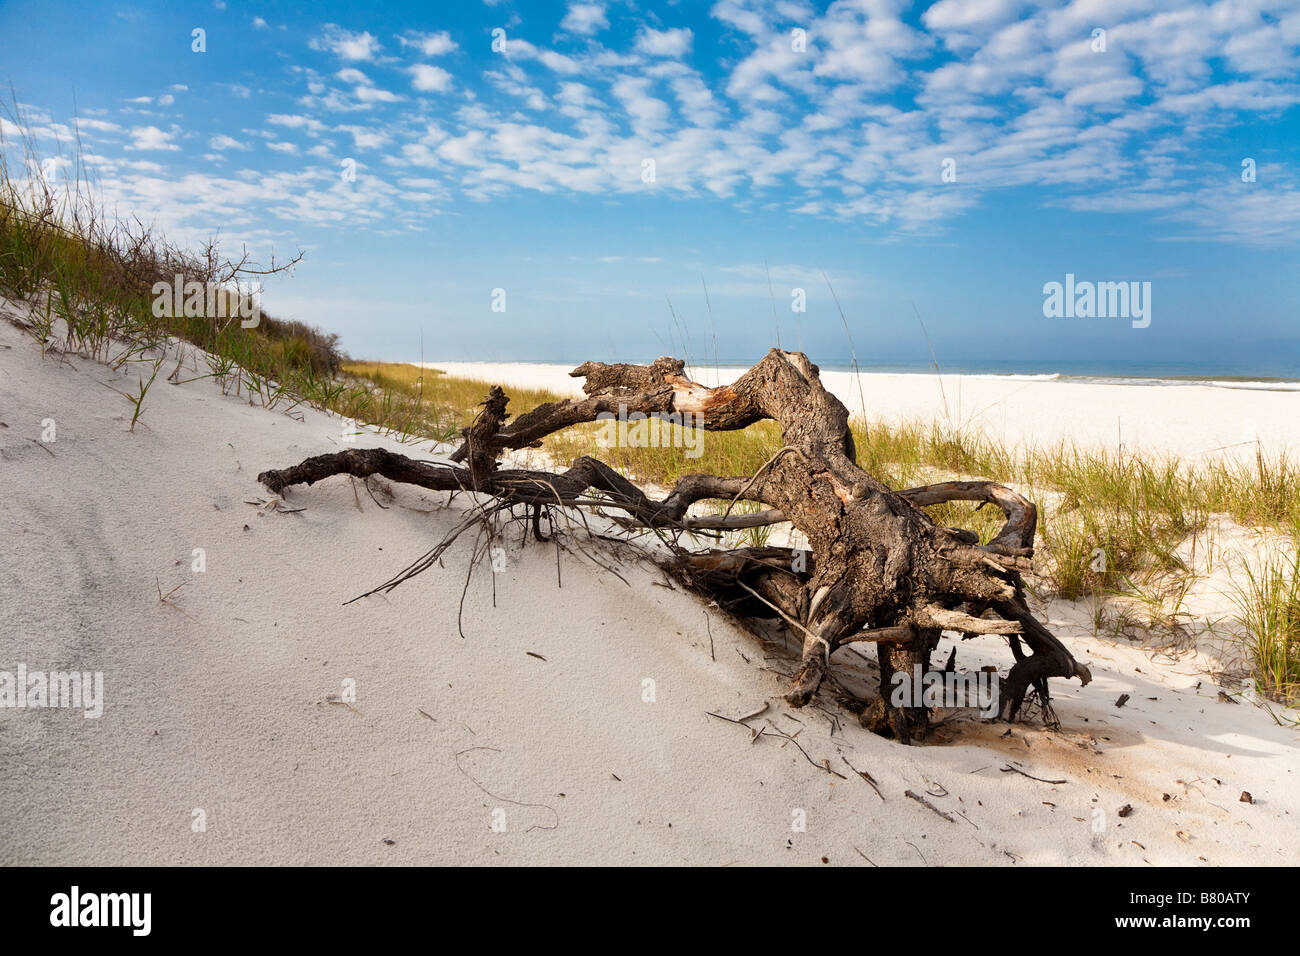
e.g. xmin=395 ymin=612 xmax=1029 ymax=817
xmin=418 ymin=357 xmax=1300 ymax=391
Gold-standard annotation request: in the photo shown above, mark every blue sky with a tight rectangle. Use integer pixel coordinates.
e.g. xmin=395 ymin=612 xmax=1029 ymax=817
xmin=2 ymin=0 xmax=1298 ymax=371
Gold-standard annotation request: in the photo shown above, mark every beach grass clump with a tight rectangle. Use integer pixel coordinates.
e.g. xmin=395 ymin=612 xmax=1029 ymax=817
xmin=1231 ymin=547 xmax=1300 ymax=702
xmin=1023 ymin=445 xmax=1202 ymax=599
xmin=1200 ymin=450 xmax=1300 ymax=535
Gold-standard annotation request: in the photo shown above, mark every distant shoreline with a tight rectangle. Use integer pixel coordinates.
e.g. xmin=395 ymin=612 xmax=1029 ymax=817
xmin=415 ymin=359 xmax=1300 ymax=392
xmin=416 ymin=359 xmax=1300 ymax=461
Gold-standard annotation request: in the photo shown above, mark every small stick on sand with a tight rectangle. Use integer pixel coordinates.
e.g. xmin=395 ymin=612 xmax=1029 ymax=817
xmin=854 ymin=846 xmax=878 ymax=866
xmin=766 ymin=723 xmax=846 ymax=779
xmin=454 ymin=746 xmax=559 ymax=832
xmin=706 ymin=703 xmax=770 ymax=733
xmin=736 ymin=702 xmax=769 ymax=722
xmin=156 ymin=576 xmax=186 ymax=605
xmin=841 ymin=755 xmax=884 ymax=801
xmin=905 ymin=789 xmax=955 ymax=823
xmin=1001 ymin=763 xmax=1067 ymax=785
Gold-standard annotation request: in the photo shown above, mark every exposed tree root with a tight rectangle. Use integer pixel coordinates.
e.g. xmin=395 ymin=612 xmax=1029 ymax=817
xmin=259 ymin=350 xmax=1091 ymax=742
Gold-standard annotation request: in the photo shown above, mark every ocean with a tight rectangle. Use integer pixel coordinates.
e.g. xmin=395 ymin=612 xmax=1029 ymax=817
xmin=738 ymin=358 xmax=1300 ymax=392
xmin=422 ymin=357 xmax=1300 ymax=392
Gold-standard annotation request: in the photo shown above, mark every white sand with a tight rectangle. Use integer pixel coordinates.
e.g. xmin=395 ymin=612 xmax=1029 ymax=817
xmin=429 ymin=360 xmax=1300 ymax=464
xmin=2 ymin=314 xmax=1297 ymax=866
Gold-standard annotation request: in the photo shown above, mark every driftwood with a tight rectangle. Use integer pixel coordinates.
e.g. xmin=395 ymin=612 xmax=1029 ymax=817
xmin=259 ymin=350 xmax=1090 ymax=742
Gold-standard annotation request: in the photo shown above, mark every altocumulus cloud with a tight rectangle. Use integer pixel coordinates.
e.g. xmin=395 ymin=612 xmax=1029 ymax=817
xmin=21 ymin=0 xmax=1300 ymax=246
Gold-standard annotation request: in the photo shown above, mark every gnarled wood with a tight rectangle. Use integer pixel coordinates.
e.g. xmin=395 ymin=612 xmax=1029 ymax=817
xmin=259 ymin=349 xmax=1090 ymax=741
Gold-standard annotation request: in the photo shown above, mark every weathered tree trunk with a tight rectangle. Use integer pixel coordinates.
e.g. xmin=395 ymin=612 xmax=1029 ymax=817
xmin=258 ymin=350 xmax=1091 ymax=741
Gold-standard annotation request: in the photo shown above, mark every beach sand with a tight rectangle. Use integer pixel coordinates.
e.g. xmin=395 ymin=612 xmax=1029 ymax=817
xmin=2 ymin=314 xmax=1297 ymax=865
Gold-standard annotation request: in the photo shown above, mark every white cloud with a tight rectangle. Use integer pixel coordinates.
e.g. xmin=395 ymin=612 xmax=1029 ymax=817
xmin=438 ymin=130 xmax=486 ymax=165
xmin=327 ymin=67 xmax=404 ymax=105
xmin=311 ymin=24 xmax=381 ymax=61
xmin=268 ymin=114 xmax=326 ymax=134
xmin=923 ymin=0 xmax=1023 ymax=32
xmin=562 ymin=3 xmax=608 ymax=36
xmin=503 ymin=39 xmax=583 ymax=74
xmin=611 ymin=76 xmax=671 ymax=132
xmin=336 ymin=125 xmax=389 ymax=150
xmin=410 ymin=64 xmax=453 ymax=93
xmin=401 ymin=30 xmax=457 ymax=56
xmin=209 ymin=134 xmax=248 ymax=151
xmin=126 ymin=126 xmax=179 ymax=151
xmin=635 ymin=27 xmax=693 ymax=57
xmin=354 ymin=86 xmax=402 ymax=104
xmin=77 ymin=118 xmax=122 ymax=133
xmin=813 ymin=3 xmax=928 ymax=87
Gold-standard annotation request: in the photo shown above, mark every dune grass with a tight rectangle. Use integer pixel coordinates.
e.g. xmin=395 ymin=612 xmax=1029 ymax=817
xmin=333 ymin=361 xmax=569 ymax=445
xmin=1231 ymin=550 xmax=1300 ymax=702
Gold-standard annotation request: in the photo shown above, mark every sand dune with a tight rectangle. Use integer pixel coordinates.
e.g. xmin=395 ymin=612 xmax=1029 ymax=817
xmin=2 ymin=315 xmax=1297 ymax=866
